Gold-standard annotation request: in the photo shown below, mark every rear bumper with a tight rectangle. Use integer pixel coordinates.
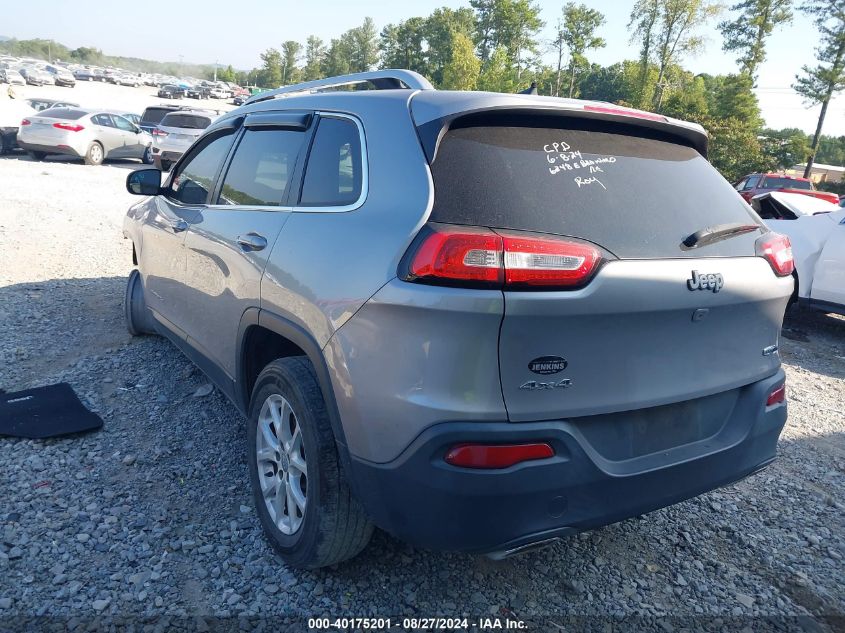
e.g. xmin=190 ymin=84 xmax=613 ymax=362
xmin=348 ymin=369 xmax=787 ymax=554
xmin=16 ymin=141 xmax=83 ymax=158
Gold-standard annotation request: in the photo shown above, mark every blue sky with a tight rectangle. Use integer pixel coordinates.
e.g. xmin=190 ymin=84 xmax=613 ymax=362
xmin=5 ymin=0 xmax=843 ymax=135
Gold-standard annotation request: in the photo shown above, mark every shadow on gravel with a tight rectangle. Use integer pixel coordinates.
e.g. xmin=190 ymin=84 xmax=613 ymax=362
xmin=0 ymin=152 xmax=147 ymax=171
xmin=0 ymin=276 xmax=131 ymax=392
xmin=781 ymin=308 xmax=845 ymax=381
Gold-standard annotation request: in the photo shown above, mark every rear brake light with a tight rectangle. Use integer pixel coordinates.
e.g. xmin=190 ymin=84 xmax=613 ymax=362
xmin=501 ymin=231 xmax=602 ymax=288
xmin=404 ymin=224 xmax=603 ymax=290
xmin=766 ymin=384 xmax=786 ymax=407
xmin=21 ymin=119 xmax=31 ymax=126
xmin=756 ymin=233 xmax=794 ymax=276
xmin=152 ymin=128 xmax=168 ymax=137
xmin=53 ymin=122 xmax=84 ymax=132
xmin=444 ymin=443 xmax=554 ymax=469
xmin=584 ymin=104 xmax=667 ymax=122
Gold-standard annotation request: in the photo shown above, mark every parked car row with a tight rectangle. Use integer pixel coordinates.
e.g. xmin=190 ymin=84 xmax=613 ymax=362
xmin=735 ymin=172 xmax=840 ymax=205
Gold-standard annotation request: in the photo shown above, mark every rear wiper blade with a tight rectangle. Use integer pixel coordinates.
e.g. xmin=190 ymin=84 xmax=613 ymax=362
xmin=682 ymin=222 xmax=761 ymax=249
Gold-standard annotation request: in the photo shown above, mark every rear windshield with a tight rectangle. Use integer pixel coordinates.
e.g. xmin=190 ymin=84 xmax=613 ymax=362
xmin=760 ymin=176 xmax=811 ymax=190
xmin=429 ymin=119 xmax=761 ymax=258
xmin=160 ymin=113 xmax=211 ymax=129
xmin=140 ymin=107 xmax=175 ymax=125
xmin=40 ymin=108 xmax=86 ymax=120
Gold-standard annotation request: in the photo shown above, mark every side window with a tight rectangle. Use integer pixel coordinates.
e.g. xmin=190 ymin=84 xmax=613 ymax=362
xmin=216 ymin=128 xmax=305 ymax=207
xmin=735 ymin=178 xmax=747 ymax=191
xmin=167 ymin=133 xmax=234 ymax=205
xmin=299 ymin=117 xmax=363 ymax=207
xmin=92 ymin=114 xmax=114 ymax=127
xmin=112 ymin=115 xmax=136 ymax=132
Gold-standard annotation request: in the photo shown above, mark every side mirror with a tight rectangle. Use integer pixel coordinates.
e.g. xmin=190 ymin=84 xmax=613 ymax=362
xmin=126 ymin=168 xmax=162 ymax=196
xmin=134 ymin=126 xmax=143 ymax=134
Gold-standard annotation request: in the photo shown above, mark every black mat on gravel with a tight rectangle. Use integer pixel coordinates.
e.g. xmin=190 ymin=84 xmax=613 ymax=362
xmin=0 ymin=383 xmax=103 ymax=438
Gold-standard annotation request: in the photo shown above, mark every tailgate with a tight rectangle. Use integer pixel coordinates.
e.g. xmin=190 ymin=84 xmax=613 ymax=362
xmin=500 ymin=256 xmax=791 ymax=421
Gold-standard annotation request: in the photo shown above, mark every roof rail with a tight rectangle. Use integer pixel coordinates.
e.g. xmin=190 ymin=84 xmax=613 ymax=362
xmin=245 ymin=69 xmax=434 ymax=105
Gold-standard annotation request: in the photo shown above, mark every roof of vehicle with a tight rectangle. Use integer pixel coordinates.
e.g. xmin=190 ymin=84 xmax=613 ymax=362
xmin=228 ymin=69 xmax=710 ymax=155
xmin=747 ymin=173 xmax=812 ymax=181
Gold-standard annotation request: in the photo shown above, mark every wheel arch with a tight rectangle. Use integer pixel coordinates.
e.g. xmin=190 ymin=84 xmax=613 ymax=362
xmin=237 ymin=309 xmax=355 ymax=478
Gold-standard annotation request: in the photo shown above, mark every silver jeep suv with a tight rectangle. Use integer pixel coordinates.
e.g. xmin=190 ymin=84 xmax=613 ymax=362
xmin=122 ymin=70 xmax=794 ymax=569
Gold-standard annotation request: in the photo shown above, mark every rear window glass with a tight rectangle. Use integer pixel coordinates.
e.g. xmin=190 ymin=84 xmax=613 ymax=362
xmin=160 ymin=114 xmax=211 ymax=129
xmin=41 ymin=108 xmax=85 ymax=120
xmin=761 ymin=176 xmax=811 ymax=190
xmin=429 ymin=119 xmax=761 ymax=258
xmin=299 ymin=117 xmax=362 ymax=207
xmin=140 ymin=107 xmax=175 ymax=125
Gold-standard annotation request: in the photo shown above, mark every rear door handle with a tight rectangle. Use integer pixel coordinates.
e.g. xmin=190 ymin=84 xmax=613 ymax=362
xmin=168 ymin=218 xmax=188 ymax=233
xmin=237 ymin=232 xmax=268 ymax=251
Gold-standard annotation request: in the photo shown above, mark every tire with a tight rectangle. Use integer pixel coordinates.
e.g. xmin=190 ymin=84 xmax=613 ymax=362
xmin=84 ymin=142 xmax=104 ymax=166
xmin=159 ymin=159 xmax=172 ymax=172
xmin=124 ymin=269 xmax=156 ymax=336
xmin=28 ymin=151 xmax=46 ymax=161
xmin=247 ymin=357 xmax=373 ymax=569
xmin=142 ymin=146 xmax=154 ymax=165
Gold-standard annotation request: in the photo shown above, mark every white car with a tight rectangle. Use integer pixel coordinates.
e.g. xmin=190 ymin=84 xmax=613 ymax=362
xmin=753 ymin=191 xmax=845 ymax=316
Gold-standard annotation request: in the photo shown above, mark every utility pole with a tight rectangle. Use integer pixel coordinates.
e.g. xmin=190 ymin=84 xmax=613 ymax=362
xmin=214 ymin=59 xmax=218 ymax=82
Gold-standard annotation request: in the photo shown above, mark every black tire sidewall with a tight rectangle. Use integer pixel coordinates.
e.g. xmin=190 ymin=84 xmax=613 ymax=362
xmin=247 ymin=360 xmax=328 ymax=565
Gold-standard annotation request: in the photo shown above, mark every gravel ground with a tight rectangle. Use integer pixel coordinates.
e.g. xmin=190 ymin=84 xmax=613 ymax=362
xmin=0 ymin=156 xmax=843 ymax=632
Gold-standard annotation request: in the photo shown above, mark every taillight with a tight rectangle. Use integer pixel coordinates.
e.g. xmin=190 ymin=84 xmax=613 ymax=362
xmin=444 ymin=443 xmax=554 ymax=469
xmin=766 ymin=383 xmax=786 ymax=407
xmin=403 ymin=223 xmax=603 ymax=290
xmin=500 ymin=231 xmax=602 ymax=288
xmin=53 ymin=122 xmax=84 ymax=132
xmin=408 ymin=225 xmax=503 ymax=286
xmin=152 ymin=128 xmax=168 ymax=137
xmin=20 ymin=119 xmax=31 ymax=126
xmin=756 ymin=233 xmax=794 ymax=276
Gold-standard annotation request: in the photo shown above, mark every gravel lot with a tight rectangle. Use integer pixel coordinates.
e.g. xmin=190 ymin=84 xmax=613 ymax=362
xmin=0 ymin=156 xmax=843 ymax=631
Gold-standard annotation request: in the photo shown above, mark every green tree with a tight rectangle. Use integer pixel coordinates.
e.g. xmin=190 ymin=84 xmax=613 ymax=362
xmin=441 ymin=32 xmax=482 ymax=90
xmin=759 ymin=128 xmax=812 ymax=167
xmin=477 ymin=46 xmax=517 ymax=92
xmin=217 ymin=65 xmax=237 ymax=83
xmin=322 ymin=38 xmax=351 ymax=77
xmin=710 ymin=73 xmax=763 ymax=125
xmin=557 ymin=3 xmax=606 ymax=97
xmin=630 ymin=0 xmax=722 ymax=110
xmin=280 ymin=40 xmax=302 ymax=85
xmin=793 ymin=0 xmax=845 ymax=177
xmin=303 ymin=36 xmax=326 ymax=81
xmin=719 ymin=0 xmax=793 ymax=80
xmin=380 ymin=17 xmax=428 ymax=74
xmin=628 ymin=0 xmax=662 ymax=107
xmin=346 ymin=17 xmax=380 ymax=73
xmin=258 ymin=48 xmax=283 ymax=87
xmin=424 ymin=7 xmax=477 ymax=85
xmin=662 ymin=73 xmax=710 ymax=119
xmin=704 ymin=116 xmax=776 ymax=181
xmin=471 ymin=0 xmax=544 ymax=78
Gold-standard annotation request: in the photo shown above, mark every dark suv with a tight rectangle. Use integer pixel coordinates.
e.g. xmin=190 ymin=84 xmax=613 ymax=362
xmin=122 ymin=70 xmax=793 ymax=569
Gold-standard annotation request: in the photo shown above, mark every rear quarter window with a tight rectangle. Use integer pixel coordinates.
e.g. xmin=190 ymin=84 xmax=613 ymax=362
xmin=429 ymin=118 xmax=761 ymax=258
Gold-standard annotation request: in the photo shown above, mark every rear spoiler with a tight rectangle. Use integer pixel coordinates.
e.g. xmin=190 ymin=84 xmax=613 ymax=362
xmin=411 ymin=98 xmax=709 ymax=163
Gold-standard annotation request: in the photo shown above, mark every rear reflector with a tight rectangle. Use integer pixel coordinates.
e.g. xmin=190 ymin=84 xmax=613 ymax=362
xmin=404 ymin=223 xmax=603 ymax=290
xmin=583 ymin=104 xmax=668 ymax=122
xmin=444 ymin=443 xmax=554 ymax=469
xmin=766 ymin=384 xmax=786 ymax=407
xmin=53 ymin=122 xmax=84 ymax=132
xmin=756 ymin=233 xmax=794 ymax=277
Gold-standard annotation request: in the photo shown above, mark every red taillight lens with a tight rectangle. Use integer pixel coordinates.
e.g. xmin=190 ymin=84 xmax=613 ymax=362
xmin=52 ymin=122 xmax=84 ymax=132
xmin=408 ymin=225 xmax=504 ymax=286
xmin=152 ymin=128 xmax=168 ymax=137
xmin=444 ymin=443 xmax=554 ymax=469
xmin=766 ymin=383 xmax=786 ymax=407
xmin=756 ymin=233 xmax=794 ymax=276
xmin=404 ymin=224 xmax=603 ymax=290
xmin=501 ymin=232 xmax=602 ymax=288
xmin=21 ymin=119 xmax=31 ymax=126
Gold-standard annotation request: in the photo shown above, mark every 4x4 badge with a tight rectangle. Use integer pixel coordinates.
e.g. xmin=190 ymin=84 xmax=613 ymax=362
xmin=687 ymin=270 xmax=723 ymax=293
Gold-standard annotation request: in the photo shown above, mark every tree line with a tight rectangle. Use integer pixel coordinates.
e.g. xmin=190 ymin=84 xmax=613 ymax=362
xmin=249 ymin=0 xmax=844 ymax=186
xmin=3 ymin=0 xmax=843 ymax=186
